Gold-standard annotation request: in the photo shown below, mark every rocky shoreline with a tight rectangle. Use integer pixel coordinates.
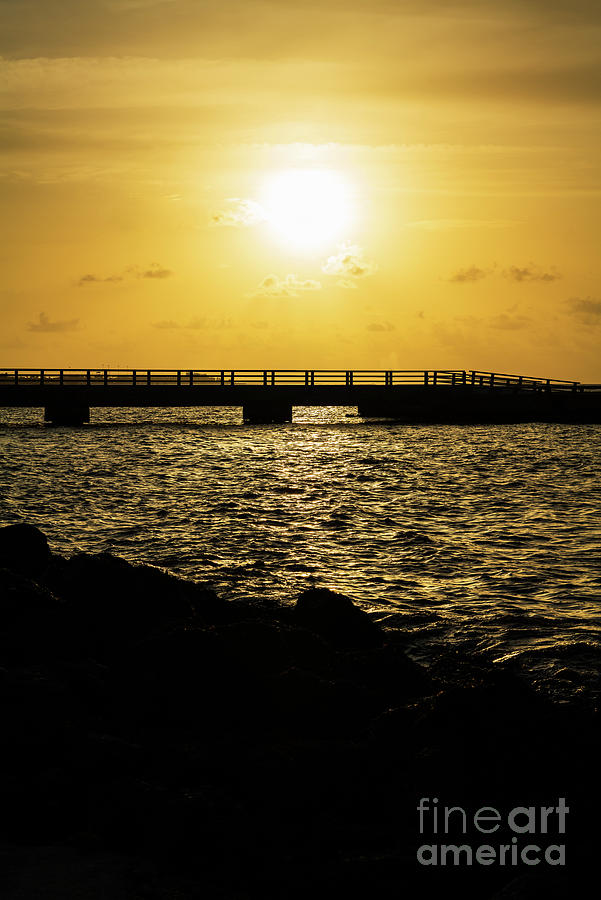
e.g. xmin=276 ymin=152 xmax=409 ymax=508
xmin=0 ymin=523 xmax=599 ymax=898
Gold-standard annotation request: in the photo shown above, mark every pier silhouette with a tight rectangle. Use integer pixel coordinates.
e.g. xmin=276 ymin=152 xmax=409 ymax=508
xmin=0 ymin=368 xmax=599 ymax=424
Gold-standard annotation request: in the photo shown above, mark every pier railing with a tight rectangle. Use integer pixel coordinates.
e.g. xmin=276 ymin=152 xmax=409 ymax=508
xmin=0 ymin=368 xmax=587 ymax=390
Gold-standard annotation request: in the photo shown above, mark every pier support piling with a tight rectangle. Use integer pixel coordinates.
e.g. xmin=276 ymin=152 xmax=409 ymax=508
xmin=44 ymin=404 xmax=90 ymax=426
xmin=243 ymin=401 xmax=292 ymax=424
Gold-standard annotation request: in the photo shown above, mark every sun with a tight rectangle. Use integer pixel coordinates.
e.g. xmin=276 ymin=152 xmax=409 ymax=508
xmin=260 ymin=168 xmax=354 ymax=252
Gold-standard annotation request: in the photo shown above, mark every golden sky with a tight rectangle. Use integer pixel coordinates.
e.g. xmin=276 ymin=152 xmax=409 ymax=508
xmin=1 ymin=0 xmax=600 ymax=380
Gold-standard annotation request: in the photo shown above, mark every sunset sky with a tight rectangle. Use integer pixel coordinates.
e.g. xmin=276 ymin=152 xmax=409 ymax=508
xmin=1 ymin=0 xmax=600 ymax=380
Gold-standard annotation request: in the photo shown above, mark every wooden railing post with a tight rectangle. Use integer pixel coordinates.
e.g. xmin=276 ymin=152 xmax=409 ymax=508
xmin=220 ymin=371 xmax=225 ymax=386
xmin=14 ymin=369 xmax=18 ymax=386
xmin=490 ymin=373 xmax=495 ymax=388
xmin=59 ymin=369 xmax=64 ymax=386
xmin=305 ymin=370 xmax=309 ymax=387
xmin=424 ymin=370 xmax=429 ymax=385
xmin=230 ymin=370 xmax=235 ymax=386
xmin=132 ymin=370 xmax=137 ymax=386
xmin=177 ymin=370 xmax=181 ymax=386
xmin=147 ymin=370 xmax=151 ymax=386
xmin=86 ymin=369 xmax=91 ymax=386
xmin=432 ymin=371 xmax=437 ymax=386
xmin=190 ymin=370 xmax=194 ymax=386
xmin=271 ymin=371 xmax=275 ymax=386
xmin=311 ymin=371 xmax=315 ymax=386
xmin=104 ymin=369 xmax=108 ymax=386
xmin=40 ymin=369 xmax=44 ymax=386
xmin=263 ymin=370 xmax=268 ymax=386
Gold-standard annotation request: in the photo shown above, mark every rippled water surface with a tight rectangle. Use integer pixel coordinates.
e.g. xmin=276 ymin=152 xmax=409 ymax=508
xmin=1 ymin=406 xmax=600 ymax=699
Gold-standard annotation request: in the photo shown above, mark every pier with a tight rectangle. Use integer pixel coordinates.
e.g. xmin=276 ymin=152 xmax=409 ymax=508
xmin=0 ymin=368 xmax=599 ymax=424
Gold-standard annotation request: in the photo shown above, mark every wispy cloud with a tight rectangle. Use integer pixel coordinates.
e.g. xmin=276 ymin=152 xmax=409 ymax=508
xmin=247 ymin=273 xmax=322 ymax=299
xmin=489 ymin=313 xmax=533 ymax=330
xmin=366 ymin=321 xmax=395 ymax=332
xmin=152 ymin=316 xmax=232 ymax=330
xmin=565 ymin=296 xmax=601 ymax=324
xmin=504 ymin=265 xmax=561 ymax=282
xmin=449 ymin=263 xmax=560 ymax=283
xmin=27 ymin=312 xmax=79 ymax=333
xmin=138 ymin=264 xmax=172 ymax=279
xmin=78 ymin=273 xmax=124 ymax=286
xmin=449 ymin=265 xmax=490 ymax=283
xmin=78 ymin=263 xmax=172 ymax=285
xmin=210 ymin=198 xmax=267 ymax=228
xmin=187 ymin=316 xmax=232 ymax=330
xmin=322 ymin=242 xmax=377 ymax=288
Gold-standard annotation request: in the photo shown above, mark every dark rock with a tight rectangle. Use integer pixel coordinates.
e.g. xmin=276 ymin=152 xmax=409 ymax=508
xmin=42 ymin=553 xmax=223 ymax=658
xmin=0 ymin=569 xmax=60 ymax=624
xmin=1 ymin=532 xmax=599 ymax=898
xmin=0 ymin=844 xmax=158 ymax=900
xmin=216 ymin=621 xmax=292 ymax=677
xmin=0 ymin=569 xmax=69 ymax=663
xmin=0 ymin=668 xmax=84 ymax=767
xmin=491 ymin=872 xmax=577 ymax=899
xmin=265 ymin=666 xmax=372 ymax=737
xmin=0 ymin=523 xmax=50 ymax=574
xmin=334 ymin=645 xmax=434 ymax=704
xmin=109 ymin=627 xmax=251 ymax=729
xmin=280 ymin=625 xmax=333 ymax=674
xmin=90 ymin=777 xmax=248 ymax=863
xmin=292 ymin=588 xmax=383 ymax=650
xmin=71 ymin=733 xmax=147 ymax=781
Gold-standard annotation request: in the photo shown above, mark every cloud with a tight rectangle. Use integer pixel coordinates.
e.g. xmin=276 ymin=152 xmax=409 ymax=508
xmin=3 ymin=3 xmax=601 ymax=73
xmin=78 ymin=273 xmax=124 ymax=286
xmin=187 ymin=316 xmax=233 ymax=330
xmin=153 ymin=319 xmax=180 ymax=329
xmin=211 ymin=198 xmax=267 ymax=228
xmin=448 ymin=265 xmax=489 ymax=283
xmin=366 ymin=321 xmax=395 ymax=332
xmin=449 ymin=263 xmax=560 ymax=284
xmin=152 ymin=316 xmax=233 ymax=330
xmin=504 ymin=265 xmax=560 ymax=282
xmin=248 ymin=273 xmax=322 ymax=299
xmin=27 ymin=312 xmax=79 ymax=333
xmin=140 ymin=264 xmax=172 ymax=279
xmin=489 ymin=313 xmax=533 ymax=330
xmin=322 ymin=243 xmax=377 ymax=287
xmin=78 ymin=264 xmax=172 ymax=285
xmin=565 ymin=296 xmax=601 ymax=324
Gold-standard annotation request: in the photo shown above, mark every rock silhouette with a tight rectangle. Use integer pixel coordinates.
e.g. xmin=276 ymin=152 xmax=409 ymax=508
xmin=292 ymin=586 xmax=384 ymax=648
xmin=0 ymin=522 xmax=51 ymax=573
xmin=0 ymin=524 xmax=598 ymax=899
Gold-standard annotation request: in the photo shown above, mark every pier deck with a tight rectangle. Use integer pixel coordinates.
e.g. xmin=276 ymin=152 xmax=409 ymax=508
xmin=0 ymin=369 xmax=599 ymax=424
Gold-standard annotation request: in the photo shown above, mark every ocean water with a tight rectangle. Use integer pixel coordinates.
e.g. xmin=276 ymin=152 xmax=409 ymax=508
xmin=1 ymin=406 xmax=600 ymax=701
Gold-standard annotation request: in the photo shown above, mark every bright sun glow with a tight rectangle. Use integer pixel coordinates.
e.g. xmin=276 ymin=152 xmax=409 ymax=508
xmin=260 ymin=168 xmax=354 ymax=251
